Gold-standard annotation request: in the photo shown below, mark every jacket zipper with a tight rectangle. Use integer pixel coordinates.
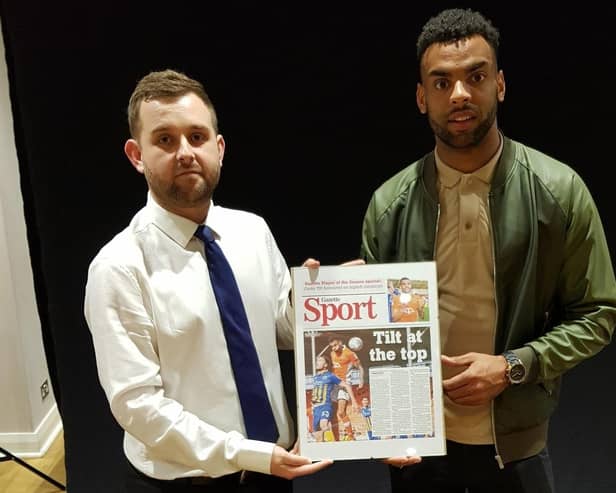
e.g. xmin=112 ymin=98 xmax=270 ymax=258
xmin=433 ymin=203 xmax=441 ymax=258
xmin=487 ymin=193 xmax=505 ymax=469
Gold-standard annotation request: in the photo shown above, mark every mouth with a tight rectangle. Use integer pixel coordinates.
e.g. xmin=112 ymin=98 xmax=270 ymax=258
xmin=448 ymin=110 xmax=475 ymax=123
xmin=448 ymin=111 xmax=476 ymax=131
xmin=176 ymin=170 xmax=202 ymax=178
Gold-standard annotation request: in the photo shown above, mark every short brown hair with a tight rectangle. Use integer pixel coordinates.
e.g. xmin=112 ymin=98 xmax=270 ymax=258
xmin=127 ymin=69 xmax=218 ymax=138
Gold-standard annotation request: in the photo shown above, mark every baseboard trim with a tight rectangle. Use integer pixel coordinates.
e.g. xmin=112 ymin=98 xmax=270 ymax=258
xmin=0 ymin=404 xmax=62 ymax=458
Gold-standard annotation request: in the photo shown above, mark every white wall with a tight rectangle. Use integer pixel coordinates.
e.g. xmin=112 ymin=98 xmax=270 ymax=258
xmin=0 ymin=20 xmax=61 ymax=457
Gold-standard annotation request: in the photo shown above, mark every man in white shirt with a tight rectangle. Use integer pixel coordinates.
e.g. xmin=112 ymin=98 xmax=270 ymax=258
xmin=84 ymin=69 xmax=330 ymax=492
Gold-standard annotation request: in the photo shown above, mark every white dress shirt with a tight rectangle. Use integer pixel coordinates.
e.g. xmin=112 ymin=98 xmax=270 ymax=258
xmin=84 ymin=194 xmax=295 ymax=479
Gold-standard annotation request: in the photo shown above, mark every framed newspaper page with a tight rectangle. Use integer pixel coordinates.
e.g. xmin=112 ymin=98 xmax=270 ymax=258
xmin=291 ymin=262 xmax=445 ymax=461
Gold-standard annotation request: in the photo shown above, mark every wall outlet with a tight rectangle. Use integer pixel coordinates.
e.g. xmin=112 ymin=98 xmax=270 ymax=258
xmin=40 ymin=379 xmax=50 ymax=400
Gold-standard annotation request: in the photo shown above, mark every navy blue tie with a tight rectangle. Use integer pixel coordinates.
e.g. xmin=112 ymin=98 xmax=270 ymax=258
xmin=195 ymin=225 xmax=278 ymax=443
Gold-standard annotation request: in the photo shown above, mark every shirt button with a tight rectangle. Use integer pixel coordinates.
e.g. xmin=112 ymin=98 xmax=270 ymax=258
xmin=465 ymin=222 xmax=472 ymax=230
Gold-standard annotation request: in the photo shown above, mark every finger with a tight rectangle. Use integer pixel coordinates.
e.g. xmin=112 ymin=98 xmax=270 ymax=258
xmin=382 ymin=455 xmax=422 ymax=468
xmin=446 ymin=383 xmax=491 ymax=405
xmin=381 ymin=457 xmax=401 ymax=466
xmin=441 ymin=354 xmax=469 ymax=367
xmin=290 ymin=460 xmax=334 ymax=478
xmin=340 ymin=258 xmax=365 ymax=266
xmin=282 ymin=453 xmax=313 ymax=467
xmin=442 ymin=373 xmax=468 ymax=391
xmin=449 ymin=394 xmax=484 ymax=406
xmin=302 ymin=258 xmax=320 ymax=268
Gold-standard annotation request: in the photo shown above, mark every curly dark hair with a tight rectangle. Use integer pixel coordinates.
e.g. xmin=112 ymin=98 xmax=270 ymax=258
xmin=416 ymin=8 xmax=500 ymax=63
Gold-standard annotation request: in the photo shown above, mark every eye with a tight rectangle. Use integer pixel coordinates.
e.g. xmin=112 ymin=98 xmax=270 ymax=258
xmin=469 ymin=72 xmax=486 ymax=84
xmin=434 ymin=79 xmax=449 ymax=90
xmin=190 ymin=133 xmax=206 ymax=144
xmin=157 ymin=134 xmax=172 ymax=145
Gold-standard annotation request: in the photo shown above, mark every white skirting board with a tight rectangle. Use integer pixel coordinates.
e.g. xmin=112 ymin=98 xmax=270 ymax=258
xmin=0 ymin=404 xmax=62 ymax=458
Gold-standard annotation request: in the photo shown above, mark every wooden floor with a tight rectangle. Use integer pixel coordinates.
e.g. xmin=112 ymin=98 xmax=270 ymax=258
xmin=0 ymin=431 xmax=66 ymax=493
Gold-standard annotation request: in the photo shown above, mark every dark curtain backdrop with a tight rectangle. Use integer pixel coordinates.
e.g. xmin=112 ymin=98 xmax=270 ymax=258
xmin=1 ymin=2 xmax=615 ymax=492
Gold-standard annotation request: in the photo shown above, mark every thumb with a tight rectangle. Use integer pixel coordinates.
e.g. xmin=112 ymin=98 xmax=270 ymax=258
xmin=281 ymin=451 xmax=312 ymax=467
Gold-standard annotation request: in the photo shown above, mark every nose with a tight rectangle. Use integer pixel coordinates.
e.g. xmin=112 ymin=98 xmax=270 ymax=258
xmin=450 ymin=80 xmax=470 ymax=106
xmin=176 ymin=135 xmax=194 ymax=165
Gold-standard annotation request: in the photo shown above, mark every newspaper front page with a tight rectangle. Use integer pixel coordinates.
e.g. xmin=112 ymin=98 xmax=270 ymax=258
xmin=291 ymin=262 xmax=446 ymax=460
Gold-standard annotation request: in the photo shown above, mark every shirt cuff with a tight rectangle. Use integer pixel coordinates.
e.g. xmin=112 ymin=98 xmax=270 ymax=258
xmin=236 ymin=439 xmax=276 ymax=474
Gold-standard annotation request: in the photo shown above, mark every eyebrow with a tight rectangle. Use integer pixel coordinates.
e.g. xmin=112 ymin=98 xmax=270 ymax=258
xmin=427 ymin=60 xmax=489 ymax=78
xmin=150 ymin=124 xmax=210 ymax=134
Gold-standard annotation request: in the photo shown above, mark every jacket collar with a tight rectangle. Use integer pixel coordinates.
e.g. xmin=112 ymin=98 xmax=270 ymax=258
xmin=421 ymin=132 xmax=516 ymax=199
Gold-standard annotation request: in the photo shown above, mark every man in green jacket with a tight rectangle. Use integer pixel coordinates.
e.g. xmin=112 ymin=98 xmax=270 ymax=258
xmin=360 ymin=8 xmax=616 ymax=493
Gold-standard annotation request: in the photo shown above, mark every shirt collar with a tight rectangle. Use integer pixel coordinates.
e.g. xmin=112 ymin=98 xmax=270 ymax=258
xmin=203 ymin=204 xmax=224 ymax=240
xmin=145 ymin=193 xmax=211 ymax=248
xmin=435 ymin=134 xmax=503 ymax=189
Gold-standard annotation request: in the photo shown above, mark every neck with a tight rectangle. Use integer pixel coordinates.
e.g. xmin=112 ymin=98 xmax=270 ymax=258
xmin=180 ymin=206 xmax=209 ymax=225
xmin=436 ymin=126 xmax=501 ymax=173
xmin=151 ymin=193 xmax=211 ymax=224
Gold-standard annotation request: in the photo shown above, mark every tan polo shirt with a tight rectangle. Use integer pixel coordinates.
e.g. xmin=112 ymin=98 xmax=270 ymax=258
xmin=435 ymin=138 xmax=503 ymax=444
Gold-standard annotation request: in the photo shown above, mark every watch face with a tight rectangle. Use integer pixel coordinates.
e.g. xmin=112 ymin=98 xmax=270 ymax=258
xmin=504 ymin=351 xmax=526 ymax=384
xmin=510 ymin=364 xmax=525 ymax=382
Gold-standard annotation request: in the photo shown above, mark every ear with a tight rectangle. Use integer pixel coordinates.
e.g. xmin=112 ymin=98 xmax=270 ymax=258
xmin=497 ymin=69 xmax=506 ymax=103
xmin=124 ymin=139 xmax=144 ymax=174
xmin=416 ymin=82 xmax=427 ymax=114
xmin=216 ymin=134 xmax=226 ymax=166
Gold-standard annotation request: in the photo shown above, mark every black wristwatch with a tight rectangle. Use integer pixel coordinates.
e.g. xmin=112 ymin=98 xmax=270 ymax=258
xmin=503 ymin=350 xmax=526 ymax=385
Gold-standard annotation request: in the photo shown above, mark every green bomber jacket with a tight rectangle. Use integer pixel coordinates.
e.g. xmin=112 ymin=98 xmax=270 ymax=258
xmin=360 ymin=135 xmax=616 ymax=464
